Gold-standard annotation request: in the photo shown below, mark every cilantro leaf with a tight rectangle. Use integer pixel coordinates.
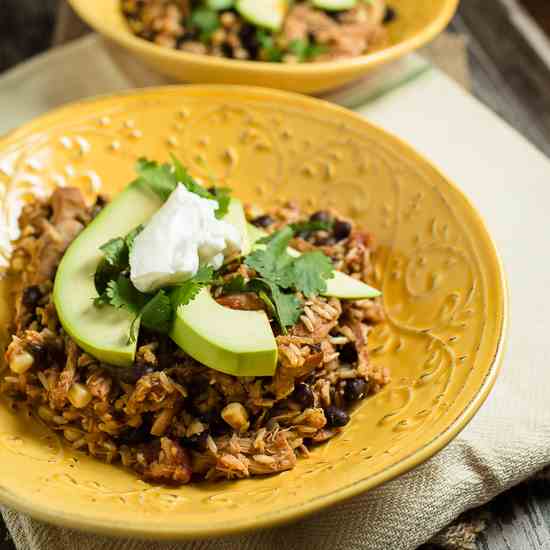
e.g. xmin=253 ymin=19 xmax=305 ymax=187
xmin=245 ymin=226 xmax=295 ymax=287
xmin=136 ymin=156 xmax=231 ymax=218
xmin=209 ymin=186 xmax=231 ymax=219
xmin=288 ymin=37 xmax=328 ymax=62
xmin=100 ymin=237 xmax=127 ymax=267
xmin=288 ymin=39 xmax=309 ymax=61
xmin=170 ymin=266 xmax=215 ymax=310
xmin=241 ymin=224 xmax=336 ymax=331
xmin=257 ymin=30 xmax=283 ymax=62
xmin=125 ymin=224 xmax=144 ymax=253
xmin=290 ymin=219 xmax=333 ymax=235
xmin=140 ymin=290 xmax=172 ymax=333
xmin=94 ymin=259 xmax=122 ymax=297
xmin=135 ymin=158 xmax=178 ymax=201
xmin=105 ymin=276 xmax=147 ymax=314
xmin=169 ymin=154 xmax=211 ymax=201
xmin=291 ymin=251 xmax=334 ymax=297
xmin=95 ymin=224 xmax=144 ymax=296
xmin=269 ymin=285 xmax=302 ymax=329
xmin=190 ymin=8 xmax=220 ymax=42
xmin=221 ymin=274 xmax=247 ymax=294
xmin=247 ymin=278 xmax=302 ymax=333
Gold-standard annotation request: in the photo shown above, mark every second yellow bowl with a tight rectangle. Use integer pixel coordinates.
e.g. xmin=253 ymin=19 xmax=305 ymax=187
xmin=68 ymin=0 xmax=459 ymax=94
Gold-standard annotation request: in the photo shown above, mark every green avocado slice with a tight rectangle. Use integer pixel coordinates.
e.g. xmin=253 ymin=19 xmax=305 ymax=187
xmin=312 ymin=0 xmax=357 ymax=10
xmin=171 ymin=289 xmax=277 ymax=376
xmin=246 ymin=223 xmax=381 ymax=299
xmin=236 ymin=0 xmax=288 ymax=31
xmin=53 ymin=182 xmax=163 ymax=367
xmin=53 ymin=182 xmax=275 ymax=370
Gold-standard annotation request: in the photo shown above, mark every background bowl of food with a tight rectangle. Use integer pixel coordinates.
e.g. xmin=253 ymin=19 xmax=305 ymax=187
xmin=0 ymin=86 xmax=506 ymax=539
xmin=68 ymin=0 xmax=459 ymax=94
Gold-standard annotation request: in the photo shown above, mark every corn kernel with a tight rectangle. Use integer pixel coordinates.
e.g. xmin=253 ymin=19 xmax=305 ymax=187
xmin=68 ymin=383 xmax=93 ymax=409
xmin=221 ymin=402 xmax=249 ymax=433
xmin=9 ymin=351 xmax=34 ymax=374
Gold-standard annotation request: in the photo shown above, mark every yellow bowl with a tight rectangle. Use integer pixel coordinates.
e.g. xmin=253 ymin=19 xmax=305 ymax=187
xmin=0 ymin=86 xmax=506 ymax=540
xmin=68 ymin=0 xmax=459 ymax=94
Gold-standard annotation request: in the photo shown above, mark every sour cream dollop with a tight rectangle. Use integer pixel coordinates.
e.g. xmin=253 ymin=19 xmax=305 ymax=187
xmin=129 ymin=184 xmax=242 ymax=293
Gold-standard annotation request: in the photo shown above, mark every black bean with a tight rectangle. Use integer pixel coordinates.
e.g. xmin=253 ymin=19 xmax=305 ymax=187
xmin=333 ymin=219 xmax=352 ymax=241
xmin=326 ymin=10 xmax=343 ymax=21
xmin=239 ymin=24 xmax=259 ymax=57
xmin=344 ymin=379 xmax=368 ymax=403
xmin=251 ymin=214 xmax=274 ymax=228
xmin=383 ymin=6 xmax=397 ymax=24
xmin=187 ymin=376 xmax=210 ymax=397
xmin=324 ymin=406 xmax=350 ymax=427
xmin=22 ymin=286 xmax=42 ymax=308
xmin=339 ymin=342 xmax=358 ymax=364
xmin=221 ymin=43 xmax=234 ymax=58
xmin=314 ymin=236 xmax=336 ymax=247
xmin=102 ymin=363 xmax=154 ymax=384
xmin=181 ymin=429 xmax=209 ymax=451
xmin=293 ymin=383 xmax=314 ymax=408
xmin=200 ymin=410 xmax=228 ymax=437
xmin=118 ymin=413 xmax=154 ymax=445
xmin=310 ymin=210 xmax=332 ymax=224
xmin=183 ymin=28 xmax=199 ymax=41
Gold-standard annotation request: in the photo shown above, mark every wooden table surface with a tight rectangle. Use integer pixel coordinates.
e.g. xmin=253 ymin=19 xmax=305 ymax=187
xmin=1 ymin=1 xmax=549 ymax=549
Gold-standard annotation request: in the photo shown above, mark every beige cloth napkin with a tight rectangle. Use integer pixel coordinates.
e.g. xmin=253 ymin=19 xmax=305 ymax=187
xmin=2 ymin=31 xmax=550 ymax=550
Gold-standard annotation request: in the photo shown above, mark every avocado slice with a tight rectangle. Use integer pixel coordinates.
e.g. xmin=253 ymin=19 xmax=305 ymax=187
xmin=53 ymin=183 xmax=274 ymax=370
xmin=171 ymin=289 xmax=277 ymax=376
xmin=236 ymin=0 xmax=288 ymax=31
xmin=312 ymin=0 xmax=357 ymax=10
xmin=53 ymin=182 xmax=162 ymax=367
xmin=207 ymin=0 xmax=235 ymax=9
xmin=246 ymin=223 xmax=381 ymax=299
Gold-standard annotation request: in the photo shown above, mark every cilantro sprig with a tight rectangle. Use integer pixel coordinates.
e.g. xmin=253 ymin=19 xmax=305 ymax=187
xmin=93 ymin=155 xmax=337 ymax=343
xmin=96 ymin=264 xmax=216 ymax=344
xmin=135 ymin=155 xmax=231 ymax=219
xmin=219 ymin=226 xmax=335 ymax=333
xmin=93 ymin=157 xmax=224 ymax=342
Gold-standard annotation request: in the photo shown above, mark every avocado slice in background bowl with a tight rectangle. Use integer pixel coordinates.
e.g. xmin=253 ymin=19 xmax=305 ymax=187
xmin=236 ymin=0 xmax=288 ymax=31
xmin=312 ymin=0 xmax=357 ymax=10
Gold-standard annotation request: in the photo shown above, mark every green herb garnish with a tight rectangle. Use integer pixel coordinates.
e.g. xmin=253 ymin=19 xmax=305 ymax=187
xmin=290 ymin=219 xmax=333 ymax=235
xmin=218 ymin=225 xmax=336 ymax=333
xmin=170 ymin=266 xmax=216 ymax=311
xmin=135 ymin=155 xmax=230 ymax=219
xmin=94 ymin=157 xmax=229 ymax=342
xmin=190 ymin=8 xmax=220 ymax=42
xmin=257 ymin=30 xmax=284 ymax=62
xmin=288 ymin=37 xmax=328 ymax=62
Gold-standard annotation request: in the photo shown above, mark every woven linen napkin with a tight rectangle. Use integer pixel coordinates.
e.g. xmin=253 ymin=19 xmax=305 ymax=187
xmin=2 ymin=33 xmax=550 ymax=550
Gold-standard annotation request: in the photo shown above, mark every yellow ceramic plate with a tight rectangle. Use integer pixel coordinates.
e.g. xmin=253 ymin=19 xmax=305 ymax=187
xmin=0 ymin=86 xmax=506 ymax=540
xmin=68 ymin=0 xmax=458 ymax=94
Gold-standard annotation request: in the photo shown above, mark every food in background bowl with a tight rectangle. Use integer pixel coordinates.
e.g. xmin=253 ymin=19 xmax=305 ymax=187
xmin=1 ymin=157 xmax=387 ymax=486
xmin=121 ymin=0 xmax=396 ymax=62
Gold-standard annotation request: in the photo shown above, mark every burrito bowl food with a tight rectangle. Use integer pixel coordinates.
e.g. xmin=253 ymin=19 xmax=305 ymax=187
xmin=121 ymin=0 xmax=397 ymax=62
xmin=1 ymin=157 xmax=387 ymax=486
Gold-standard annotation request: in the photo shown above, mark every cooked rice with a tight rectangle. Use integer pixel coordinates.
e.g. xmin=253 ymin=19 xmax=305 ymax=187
xmin=0 ymin=188 xmax=387 ymax=485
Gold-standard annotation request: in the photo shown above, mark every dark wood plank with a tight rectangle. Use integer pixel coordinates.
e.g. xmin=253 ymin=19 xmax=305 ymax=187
xmin=450 ymin=0 xmax=550 ymax=157
xmin=0 ymin=0 xmax=59 ymax=73
xmin=0 ymin=519 xmax=15 ymax=550
xmin=521 ymin=0 xmax=550 ymax=36
xmin=476 ymin=482 xmax=550 ymax=550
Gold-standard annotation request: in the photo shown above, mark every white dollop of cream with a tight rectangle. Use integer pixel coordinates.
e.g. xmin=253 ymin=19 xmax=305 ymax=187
xmin=130 ymin=184 xmax=242 ymax=293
